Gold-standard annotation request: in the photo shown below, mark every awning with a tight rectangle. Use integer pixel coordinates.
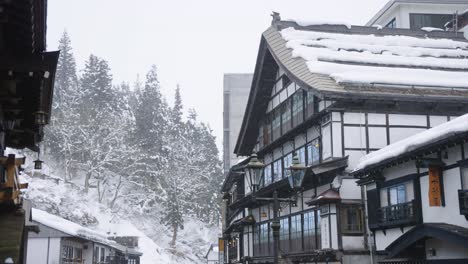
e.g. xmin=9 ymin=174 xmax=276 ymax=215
xmin=385 ymin=223 xmax=468 ymax=258
xmin=224 ymin=215 xmax=256 ymax=234
xmin=307 ymin=157 xmax=348 ymax=176
xmin=305 ymin=189 xmax=341 ymax=206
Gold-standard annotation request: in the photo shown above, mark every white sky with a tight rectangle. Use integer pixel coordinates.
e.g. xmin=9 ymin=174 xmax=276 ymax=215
xmin=47 ymin=0 xmax=389 ymax=150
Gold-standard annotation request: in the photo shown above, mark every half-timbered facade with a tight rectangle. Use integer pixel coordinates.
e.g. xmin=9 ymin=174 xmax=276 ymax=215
xmin=221 ymin=14 xmax=468 ymax=264
xmin=353 ymin=114 xmax=468 ymax=263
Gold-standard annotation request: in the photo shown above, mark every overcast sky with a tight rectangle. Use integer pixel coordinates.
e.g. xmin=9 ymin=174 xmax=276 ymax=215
xmin=47 ymin=0 xmax=389 ymax=150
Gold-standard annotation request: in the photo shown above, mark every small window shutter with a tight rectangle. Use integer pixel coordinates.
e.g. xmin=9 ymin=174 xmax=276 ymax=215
xmin=367 ymin=188 xmax=380 ymax=229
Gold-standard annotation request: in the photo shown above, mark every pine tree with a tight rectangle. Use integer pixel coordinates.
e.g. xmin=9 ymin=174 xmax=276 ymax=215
xmin=44 ymin=31 xmax=81 ymax=180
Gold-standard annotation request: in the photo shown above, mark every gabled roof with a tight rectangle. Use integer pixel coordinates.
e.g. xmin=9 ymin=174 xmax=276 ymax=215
xmin=385 ymin=223 xmax=468 ymax=258
xmin=353 ymin=114 xmax=468 ymax=176
xmin=366 ymin=0 xmax=468 ymax=27
xmin=234 ymin=17 xmax=468 ymax=156
xmin=32 ymin=208 xmax=142 ymax=256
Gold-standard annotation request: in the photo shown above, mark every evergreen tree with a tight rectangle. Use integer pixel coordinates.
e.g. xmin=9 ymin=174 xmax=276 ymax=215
xmin=44 ymin=31 xmax=81 ymax=180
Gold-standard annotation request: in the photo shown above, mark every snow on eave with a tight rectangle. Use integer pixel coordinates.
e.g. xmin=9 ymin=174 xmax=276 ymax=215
xmin=354 ymin=114 xmax=468 ymax=173
xmin=32 ymin=208 xmax=125 ymax=250
xmin=285 ymin=18 xmax=351 ymax=29
xmin=280 ymin=27 xmax=468 ymax=88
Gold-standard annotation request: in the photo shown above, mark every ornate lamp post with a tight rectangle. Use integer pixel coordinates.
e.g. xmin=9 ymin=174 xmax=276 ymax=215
xmin=244 ymin=153 xmax=307 ymax=264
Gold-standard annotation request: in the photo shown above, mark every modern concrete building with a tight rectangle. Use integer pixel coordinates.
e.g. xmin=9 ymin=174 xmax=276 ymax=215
xmin=223 ymin=73 xmax=254 ymax=175
xmin=366 ymin=0 xmax=468 ymax=29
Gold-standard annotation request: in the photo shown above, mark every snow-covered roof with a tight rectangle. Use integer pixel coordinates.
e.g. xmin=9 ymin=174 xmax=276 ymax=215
xmin=354 ymin=114 xmax=468 ymax=172
xmin=280 ymin=27 xmax=468 ymax=88
xmin=32 ymin=208 xmax=142 ymax=255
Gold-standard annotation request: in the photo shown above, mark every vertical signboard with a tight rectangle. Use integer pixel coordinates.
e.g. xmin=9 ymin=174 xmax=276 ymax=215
xmin=429 ymin=166 xmax=442 ymax=207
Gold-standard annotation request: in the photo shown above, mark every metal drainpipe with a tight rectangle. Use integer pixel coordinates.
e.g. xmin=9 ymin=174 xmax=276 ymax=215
xmin=363 ymin=185 xmax=374 ymax=264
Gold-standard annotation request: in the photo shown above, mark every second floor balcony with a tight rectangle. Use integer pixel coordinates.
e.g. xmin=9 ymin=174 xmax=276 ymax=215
xmin=370 ymin=200 xmax=421 ymax=230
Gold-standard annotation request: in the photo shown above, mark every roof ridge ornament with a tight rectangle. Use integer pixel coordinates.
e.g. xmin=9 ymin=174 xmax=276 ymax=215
xmin=271 ymin=11 xmax=281 ymax=26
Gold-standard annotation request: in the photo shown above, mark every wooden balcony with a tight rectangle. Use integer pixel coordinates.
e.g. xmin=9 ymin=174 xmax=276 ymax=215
xmin=370 ymin=200 xmax=420 ymax=230
xmin=458 ymin=190 xmax=468 ymax=216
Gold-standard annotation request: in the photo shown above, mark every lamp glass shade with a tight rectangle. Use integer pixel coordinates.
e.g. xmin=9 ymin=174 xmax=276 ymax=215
xmin=244 ymin=153 xmax=264 ymax=192
xmin=287 ymin=154 xmax=307 ymax=190
xmin=34 ymin=159 xmax=43 ymax=170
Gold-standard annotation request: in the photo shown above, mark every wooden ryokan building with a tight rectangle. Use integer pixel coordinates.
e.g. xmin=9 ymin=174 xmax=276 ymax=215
xmin=221 ymin=14 xmax=468 ymax=264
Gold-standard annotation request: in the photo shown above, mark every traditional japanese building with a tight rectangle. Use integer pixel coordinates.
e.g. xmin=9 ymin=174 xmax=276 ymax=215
xmin=221 ymin=13 xmax=468 ymax=264
xmin=0 ymin=0 xmax=59 ymax=262
xmin=27 ymin=208 xmax=142 ymax=264
xmin=353 ymin=114 xmax=468 ymax=263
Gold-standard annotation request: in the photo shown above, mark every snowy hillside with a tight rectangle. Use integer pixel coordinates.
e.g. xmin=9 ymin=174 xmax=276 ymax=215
xmin=21 ymin=163 xmax=219 ymax=264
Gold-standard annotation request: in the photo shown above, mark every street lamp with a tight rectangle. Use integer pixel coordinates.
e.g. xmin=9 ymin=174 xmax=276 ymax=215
xmin=244 ymin=153 xmax=265 ymax=193
xmin=243 ymin=153 xmax=307 ymax=264
xmin=287 ymin=154 xmax=307 ymax=191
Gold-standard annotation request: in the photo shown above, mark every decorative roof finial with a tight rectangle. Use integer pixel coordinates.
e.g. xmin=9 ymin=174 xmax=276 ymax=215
xmin=271 ymin=11 xmax=281 ymax=25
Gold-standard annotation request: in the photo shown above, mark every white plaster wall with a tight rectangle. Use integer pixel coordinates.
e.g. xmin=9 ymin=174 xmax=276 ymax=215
xmin=27 ymin=238 xmax=49 ymax=264
xmin=368 ymin=127 xmax=387 ymax=149
xmin=429 ymin=115 xmax=448 ymax=128
xmin=340 ymin=178 xmax=361 ymax=200
xmin=342 ymin=236 xmax=366 ymax=250
xmin=344 ymin=126 xmax=366 ymax=149
xmin=345 ymin=149 xmax=367 ymax=170
xmin=83 ymin=241 xmax=94 ymax=264
xmin=48 ymin=238 xmax=61 ymax=264
xmin=420 ymin=167 xmax=468 ymax=227
xmin=388 ymin=114 xmax=427 ymax=127
xmin=332 ymin=122 xmax=342 ymax=158
xmin=368 ymin=113 xmax=386 ymax=125
xmin=343 ymin=113 xmax=365 ymax=124
xmin=322 ymin=124 xmax=332 ymax=160
xmin=374 ymin=226 xmax=414 ymax=251
xmin=425 ymin=238 xmax=468 ymax=260
xmin=389 ymin=127 xmax=426 ymax=144
xmin=382 ymin=162 xmax=418 ymax=181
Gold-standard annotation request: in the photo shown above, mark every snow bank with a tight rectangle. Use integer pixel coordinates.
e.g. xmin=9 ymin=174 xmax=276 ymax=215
xmin=355 ymin=114 xmax=468 ymax=171
xmin=280 ymin=27 xmax=468 ymax=87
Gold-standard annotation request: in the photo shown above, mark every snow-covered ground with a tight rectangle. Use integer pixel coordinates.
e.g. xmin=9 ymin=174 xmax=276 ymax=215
xmin=20 ymin=162 xmax=219 ymax=264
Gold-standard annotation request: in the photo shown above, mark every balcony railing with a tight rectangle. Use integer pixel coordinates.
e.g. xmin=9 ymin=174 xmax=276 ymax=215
xmin=458 ymin=190 xmax=468 ymax=215
xmin=377 ymin=200 xmax=419 ymax=228
xmin=228 ymin=244 xmax=238 ymax=262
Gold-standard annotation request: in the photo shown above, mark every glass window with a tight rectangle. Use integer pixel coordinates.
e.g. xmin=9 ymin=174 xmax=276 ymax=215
xmin=306 ymin=91 xmax=315 ymax=118
xmin=273 ymin=159 xmax=283 ymax=181
xmin=292 ymin=91 xmax=304 ymax=127
xmin=279 ymin=217 xmax=289 ymax=241
xmin=388 ymin=184 xmax=406 ymax=205
xmin=281 ymin=99 xmax=292 ymax=134
xmin=272 ymin=109 xmax=281 ymax=140
xmin=100 ymin=247 xmax=105 ymax=261
xmin=264 ymin=116 xmax=272 ymax=146
xmin=461 ymin=166 xmax=468 ymax=189
xmin=385 ymin=17 xmax=396 ymax=28
xmin=307 ymin=138 xmax=320 ymax=165
xmin=290 ymin=214 xmax=302 ymax=239
xmin=283 ymin=153 xmax=293 ymax=178
xmin=303 ymin=210 xmax=317 ymax=250
xmin=264 ymin=164 xmax=272 ymax=186
xmin=296 ymin=147 xmax=306 ymax=165
xmin=410 ymin=13 xmax=452 ymax=30
xmin=341 ymin=204 xmax=364 ymax=234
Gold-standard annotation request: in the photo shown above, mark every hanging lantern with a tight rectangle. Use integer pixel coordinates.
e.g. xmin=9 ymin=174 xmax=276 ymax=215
xmin=244 ymin=153 xmax=265 ymax=193
xmin=34 ymin=151 xmax=43 ymax=170
xmin=34 ymin=159 xmax=43 ymax=170
xmin=33 ymin=111 xmax=47 ymax=126
xmin=287 ymin=154 xmax=307 ymax=191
